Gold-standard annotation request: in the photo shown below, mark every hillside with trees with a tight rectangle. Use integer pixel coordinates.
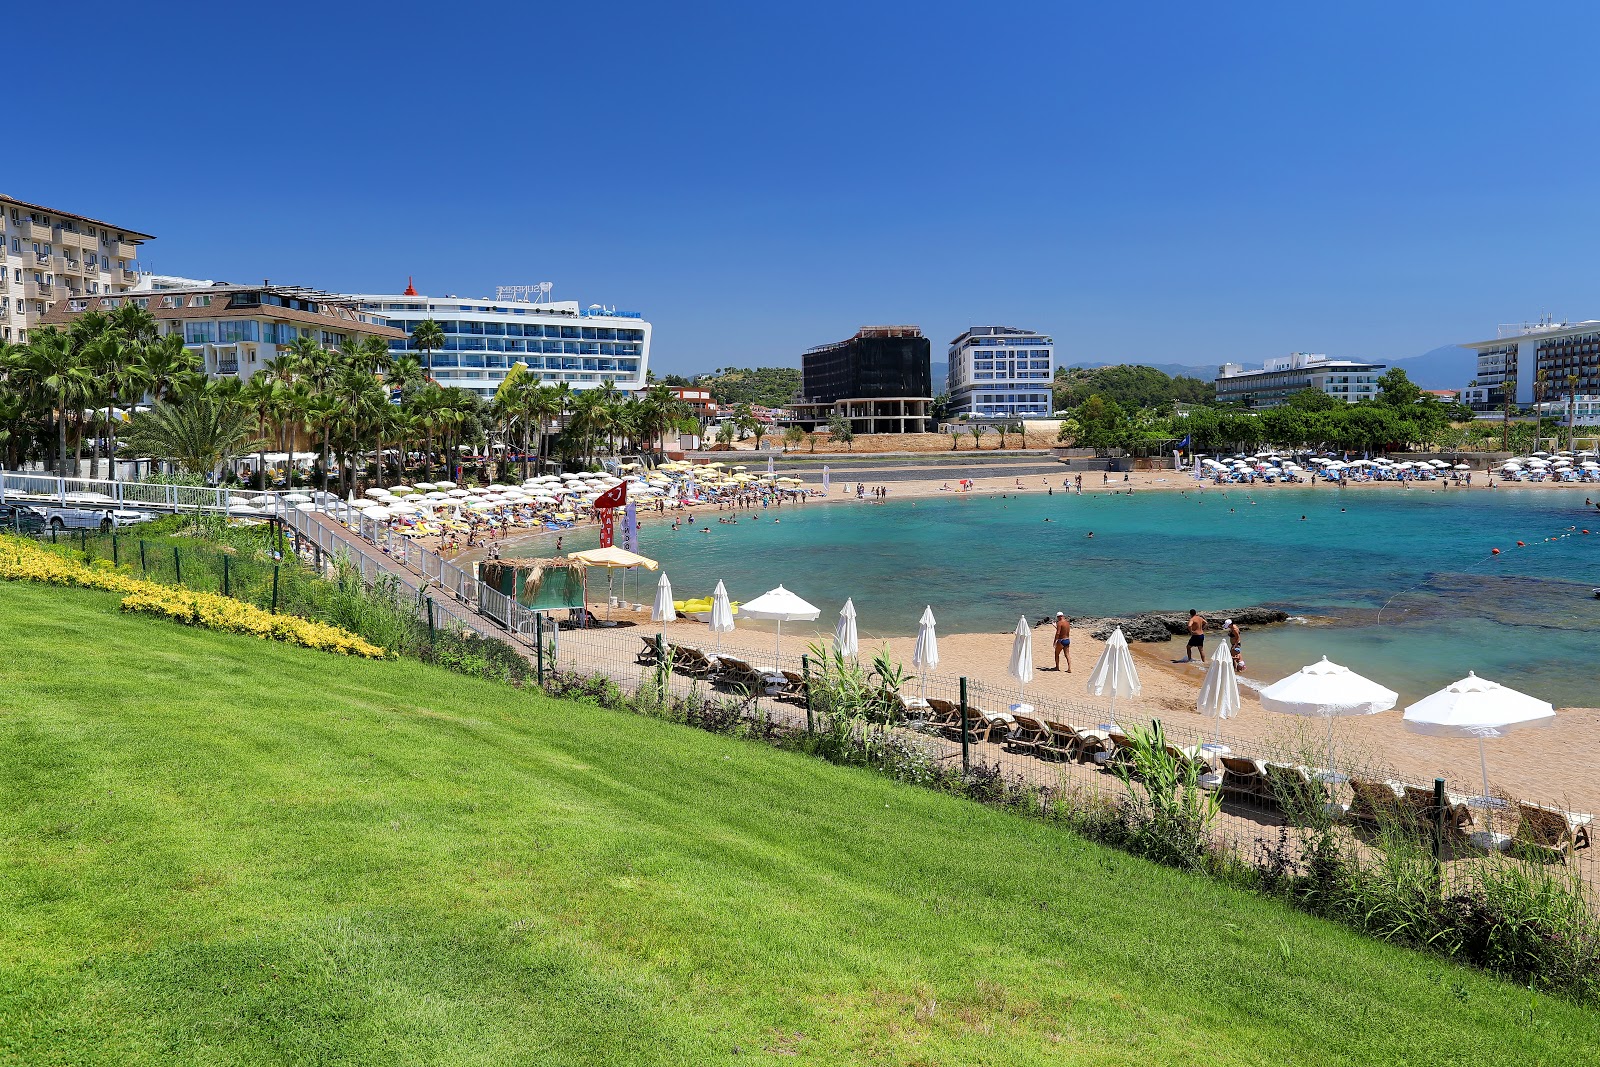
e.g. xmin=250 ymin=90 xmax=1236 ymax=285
xmin=659 ymin=366 xmax=801 ymax=407
xmin=1052 ymin=364 xmax=1215 ymax=412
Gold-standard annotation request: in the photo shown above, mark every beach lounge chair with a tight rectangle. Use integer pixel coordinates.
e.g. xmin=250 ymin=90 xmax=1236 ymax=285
xmin=1264 ymin=763 xmax=1332 ymax=816
xmin=1163 ymin=742 xmax=1216 ymax=784
xmin=888 ymin=690 xmax=932 ymax=723
xmin=949 ymin=704 xmax=1009 ymax=744
xmin=668 ymin=644 xmax=716 ymax=678
xmin=1219 ymin=755 xmax=1272 ymax=803
xmin=772 ymin=669 xmax=809 ymax=704
xmin=923 ymin=697 xmax=961 ymax=734
xmin=1004 ymin=713 xmax=1051 ymax=757
xmin=635 ymin=635 xmax=661 ymax=666
xmin=1037 ymin=719 xmax=1107 ymax=762
xmin=714 ymin=656 xmax=766 ymax=695
xmin=1346 ymin=777 xmax=1409 ymax=829
xmin=1512 ymin=803 xmax=1594 ymax=861
xmin=1401 ymin=786 xmax=1475 ymax=847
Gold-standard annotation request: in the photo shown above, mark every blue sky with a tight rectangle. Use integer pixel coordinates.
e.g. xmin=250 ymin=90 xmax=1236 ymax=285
xmin=17 ymin=1 xmax=1600 ymax=376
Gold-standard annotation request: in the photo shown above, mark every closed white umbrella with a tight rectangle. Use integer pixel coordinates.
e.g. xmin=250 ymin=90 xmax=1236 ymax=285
xmin=708 ymin=579 xmax=736 ymax=651
xmin=1007 ymin=616 xmax=1034 ymax=708
xmin=1086 ymin=626 xmax=1141 ymax=724
xmin=1402 ymin=672 xmax=1554 ymax=809
xmin=651 ymin=572 xmax=674 ymax=624
xmin=912 ymin=606 xmax=939 ymax=697
xmin=1259 ymin=656 xmax=1397 ymax=781
xmin=1196 ymin=635 xmax=1241 ymax=743
xmin=835 ymin=598 xmax=858 ymax=661
xmin=740 ymin=584 xmax=819 ymax=670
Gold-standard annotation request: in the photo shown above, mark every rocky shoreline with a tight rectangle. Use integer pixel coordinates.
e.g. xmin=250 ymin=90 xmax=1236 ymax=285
xmin=1037 ymin=607 xmax=1291 ymax=643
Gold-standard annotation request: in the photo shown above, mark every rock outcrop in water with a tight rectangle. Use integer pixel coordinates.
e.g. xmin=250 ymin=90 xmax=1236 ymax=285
xmin=1041 ymin=607 xmax=1290 ymax=643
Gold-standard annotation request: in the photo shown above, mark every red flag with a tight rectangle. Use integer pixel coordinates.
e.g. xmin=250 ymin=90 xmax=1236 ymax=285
xmin=594 ymin=482 xmax=628 ymax=509
xmin=599 ymin=508 xmax=614 ymax=547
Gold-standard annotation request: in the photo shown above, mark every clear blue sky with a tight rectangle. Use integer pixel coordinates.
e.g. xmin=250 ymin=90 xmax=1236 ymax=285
xmin=18 ymin=1 xmax=1600 ymax=375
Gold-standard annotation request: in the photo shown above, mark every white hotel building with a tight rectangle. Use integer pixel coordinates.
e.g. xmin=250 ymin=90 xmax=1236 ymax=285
xmin=350 ymin=283 xmax=651 ymax=399
xmin=1214 ymin=352 xmax=1385 ymax=410
xmin=946 ymin=325 xmax=1054 ymax=418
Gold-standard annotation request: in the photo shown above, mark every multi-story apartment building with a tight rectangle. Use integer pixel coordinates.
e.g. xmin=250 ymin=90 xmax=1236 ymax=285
xmin=37 ymin=281 xmax=403 ymax=381
xmin=1 ymin=193 xmax=152 ymax=343
xmin=946 ymin=325 xmax=1054 ymax=418
xmin=1462 ymin=318 xmax=1600 ymax=411
xmin=789 ymin=326 xmax=934 ymax=433
xmin=348 ymin=283 xmax=651 ymax=400
xmin=1214 ymin=352 xmax=1386 ymax=410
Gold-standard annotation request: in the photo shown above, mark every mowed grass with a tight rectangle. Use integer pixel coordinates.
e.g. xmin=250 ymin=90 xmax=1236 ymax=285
xmin=0 ymin=582 xmax=1596 ymax=1066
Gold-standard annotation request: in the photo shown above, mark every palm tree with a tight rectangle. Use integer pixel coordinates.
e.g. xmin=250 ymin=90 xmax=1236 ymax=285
xmin=526 ymin=384 xmax=564 ymax=476
xmin=141 ymin=333 xmax=203 ymax=405
xmin=120 ymin=395 xmax=266 ymax=476
xmin=239 ymin=374 xmax=281 ymax=488
xmin=14 ymin=327 xmax=91 ymax=474
xmin=411 ymin=319 xmax=445 ymax=379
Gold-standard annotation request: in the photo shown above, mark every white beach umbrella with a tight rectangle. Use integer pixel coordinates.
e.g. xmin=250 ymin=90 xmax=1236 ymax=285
xmin=1007 ymin=616 xmax=1034 ymax=707
xmin=708 ymin=579 xmax=736 ymax=651
xmin=1259 ymin=657 xmax=1397 ymax=780
xmin=651 ymin=572 xmax=675 ymax=653
xmin=1196 ymin=635 xmax=1241 ymax=743
xmin=363 ymin=487 xmax=392 ymax=499
xmin=835 ymin=598 xmax=859 ymax=660
xmin=740 ymin=584 xmax=818 ymax=669
xmin=1402 ymin=672 xmax=1555 ymax=808
xmin=227 ymin=501 xmax=260 ymax=515
xmin=1086 ymin=626 xmax=1141 ymax=724
xmin=912 ymin=606 xmax=939 ymax=697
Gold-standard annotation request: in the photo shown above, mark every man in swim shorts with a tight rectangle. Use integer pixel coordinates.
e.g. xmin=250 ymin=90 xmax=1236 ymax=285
xmin=1053 ymin=611 xmax=1072 ymax=672
xmin=1184 ymin=609 xmax=1207 ymax=663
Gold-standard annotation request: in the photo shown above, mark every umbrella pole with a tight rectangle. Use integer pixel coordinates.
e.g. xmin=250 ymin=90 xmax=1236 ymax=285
xmin=775 ymin=619 xmax=783 ymax=672
xmin=1478 ymin=736 xmax=1492 ymax=806
xmin=1326 ymin=716 xmax=1336 ymax=780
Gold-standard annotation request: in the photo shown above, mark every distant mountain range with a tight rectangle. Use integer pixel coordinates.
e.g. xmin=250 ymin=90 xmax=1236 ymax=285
xmin=1064 ymin=345 xmax=1476 ymax=391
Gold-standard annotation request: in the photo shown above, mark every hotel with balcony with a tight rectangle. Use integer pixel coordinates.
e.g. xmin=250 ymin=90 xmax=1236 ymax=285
xmin=37 ymin=280 xmax=403 ymax=380
xmin=946 ymin=325 xmax=1054 ymax=418
xmin=1 ymin=193 xmax=152 ymax=343
xmin=1462 ymin=318 xmax=1600 ymax=412
xmin=348 ymin=283 xmax=652 ymax=399
xmin=1214 ymin=352 xmax=1386 ymax=410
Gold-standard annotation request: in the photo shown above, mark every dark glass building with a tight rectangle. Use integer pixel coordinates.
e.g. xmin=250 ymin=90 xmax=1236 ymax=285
xmin=791 ymin=326 xmax=934 ymax=433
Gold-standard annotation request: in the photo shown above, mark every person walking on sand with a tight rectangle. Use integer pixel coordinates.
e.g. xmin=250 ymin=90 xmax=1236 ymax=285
xmin=1052 ymin=611 xmax=1072 ymax=672
xmin=1225 ymin=617 xmax=1243 ymax=672
xmin=1184 ymin=609 xmax=1207 ymax=663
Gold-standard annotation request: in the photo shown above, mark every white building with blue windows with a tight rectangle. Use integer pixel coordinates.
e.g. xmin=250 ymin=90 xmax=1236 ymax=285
xmin=350 ymin=282 xmax=651 ymax=399
xmin=946 ymin=326 xmax=1054 ymax=418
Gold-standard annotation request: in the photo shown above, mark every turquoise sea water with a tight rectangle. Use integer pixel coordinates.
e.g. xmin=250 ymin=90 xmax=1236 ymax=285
xmin=509 ymin=486 xmax=1600 ymax=707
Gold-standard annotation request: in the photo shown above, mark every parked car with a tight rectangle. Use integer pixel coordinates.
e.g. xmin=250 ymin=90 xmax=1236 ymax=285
xmin=35 ymin=505 xmax=157 ymax=532
xmin=0 ymin=503 xmax=46 ymax=534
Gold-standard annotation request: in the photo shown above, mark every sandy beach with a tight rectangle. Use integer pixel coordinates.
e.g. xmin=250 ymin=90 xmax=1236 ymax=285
xmin=561 ymin=601 xmax=1600 ymax=817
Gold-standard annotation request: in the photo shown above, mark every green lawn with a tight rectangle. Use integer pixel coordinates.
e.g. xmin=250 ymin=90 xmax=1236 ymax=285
xmin=1 ymin=581 xmax=1595 ymax=1066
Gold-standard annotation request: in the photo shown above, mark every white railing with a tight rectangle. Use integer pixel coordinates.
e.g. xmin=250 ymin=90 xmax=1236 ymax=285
xmin=0 ymin=469 xmax=361 ymax=526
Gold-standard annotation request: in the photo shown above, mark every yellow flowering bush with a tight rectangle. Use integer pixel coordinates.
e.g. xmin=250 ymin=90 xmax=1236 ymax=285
xmin=0 ymin=537 xmax=385 ymax=659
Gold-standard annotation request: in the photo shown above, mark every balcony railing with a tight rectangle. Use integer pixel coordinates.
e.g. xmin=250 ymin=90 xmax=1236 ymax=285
xmin=58 ymin=230 xmax=94 ymax=251
xmin=113 ymin=241 xmax=138 ymax=259
xmin=19 ymin=220 xmax=52 ymax=241
xmin=216 ymin=361 xmax=240 ymax=375
xmin=23 ymin=281 xmax=49 ymax=300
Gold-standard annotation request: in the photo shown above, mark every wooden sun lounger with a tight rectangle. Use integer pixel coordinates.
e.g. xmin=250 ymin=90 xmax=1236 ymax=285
xmin=1219 ymin=755 xmax=1272 ymax=802
xmin=1263 ymin=763 xmax=1331 ymax=815
xmin=713 ymin=656 xmax=767 ymax=695
xmin=635 ymin=635 xmax=661 ymax=666
xmin=1513 ymin=803 xmax=1594 ymax=861
xmin=1004 ymin=713 xmax=1051 ymax=757
xmin=1038 ymin=719 xmax=1109 ymax=763
xmin=1400 ymin=785 xmax=1475 ymax=845
xmin=667 ymin=643 xmax=716 ymax=678
xmin=1346 ymin=777 xmax=1408 ymax=829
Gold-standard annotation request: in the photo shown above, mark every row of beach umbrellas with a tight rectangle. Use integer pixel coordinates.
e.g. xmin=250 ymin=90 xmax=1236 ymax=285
xmin=647 ymin=574 xmax=1552 ymax=809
